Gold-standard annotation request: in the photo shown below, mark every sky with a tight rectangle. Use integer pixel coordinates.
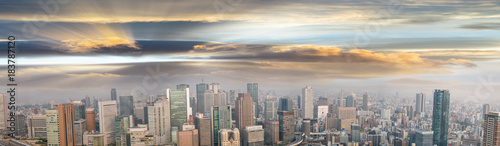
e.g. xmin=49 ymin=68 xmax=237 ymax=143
xmin=0 ymin=0 xmax=499 ymax=104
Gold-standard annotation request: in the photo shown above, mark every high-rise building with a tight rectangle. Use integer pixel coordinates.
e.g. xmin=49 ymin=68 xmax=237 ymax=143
xmin=194 ymin=113 xmax=211 ymax=146
xmin=196 ymin=83 xmax=209 ymax=113
xmin=432 ymin=89 xmax=450 ymax=146
xmin=415 ymin=130 xmax=433 ymax=146
xmin=264 ymin=120 xmax=279 ymax=145
xmin=14 ymin=114 xmax=26 ymax=137
xmin=315 ymin=105 xmax=328 ymax=121
xmin=98 ymin=101 xmax=118 ymax=145
xmin=278 ymin=111 xmax=295 ymax=143
xmin=169 ymin=87 xmax=191 ymax=129
xmin=74 ymin=119 xmax=86 ymax=146
xmin=483 ymin=104 xmax=491 ymax=115
xmin=214 ymin=90 xmax=227 ymax=106
xmin=362 ymin=92 xmax=368 ymax=110
xmin=211 ymin=105 xmax=232 ymax=146
xmin=46 ymin=110 xmax=60 ymax=145
xmin=177 ymin=127 xmax=199 ymax=146
xmin=236 ymin=93 xmax=254 ymax=132
xmin=86 ymin=108 xmax=96 ymax=132
xmin=381 ymin=108 xmax=391 ymax=120
xmin=177 ymin=84 xmax=190 ymax=90
xmin=204 ymin=90 xmax=215 ymax=115
xmin=265 ymin=98 xmax=278 ymax=121
xmin=279 ymin=97 xmax=293 ymax=112
xmin=119 ymin=96 xmax=134 ymax=116
xmin=115 ymin=115 xmax=132 ymax=146
xmin=0 ymin=94 xmax=8 ymax=130
xmin=85 ymin=96 xmax=93 ymax=109
xmin=58 ymin=104 xmax=76 ymax=146
xmin=111 ymin=88 xmax=117 ymax=101
xmin=351 ymin=124 xmax=361 ymax=142
xmin=416 ymin=93 xmax=425 ymax=114
xmin=483 ymin=112 xmax=500 ymax=146
xmin=27 ymin=115 xmax=46 ymax=139
xmin=302 ymin=120 xmax=311 ymax=138
xmin=301 ymin=86 xmax=313 ymax=119
xmin=228 ymin=90 xmax=237 ymax=106
xmin=247 ymin=83 xmax=259 ymax=118
xmin=242 ymin=125 xmax=264 ymax=146
xmin=219 ymin=128 xmax=240 ymax=146
xmin=146 ymin=98 xmax=171 ymax=144
xmin=72 ymin=101 xmax=86 ymax=121
xmin=345 ymin=93 xmax=355 ymax=107
xmin=336 ymin=107 xmax=356 ymax=119
xmin=407 ymin=105 xmax=414 ymax=120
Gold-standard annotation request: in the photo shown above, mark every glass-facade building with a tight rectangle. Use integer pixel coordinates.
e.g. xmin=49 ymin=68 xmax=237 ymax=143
xmin=119 ymin=96 xmax=134 ymax=116
xmin=211 ymin=105 xmax=232 ymax=146
xmin=169 ymin=87 xmax=190 ymax=129
xmin=432 ymin=89 xmax=450 ymax=146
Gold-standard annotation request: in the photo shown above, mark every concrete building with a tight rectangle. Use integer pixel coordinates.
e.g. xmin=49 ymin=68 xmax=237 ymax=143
xmin=126 ymin=125 xmax=155 ymax=146
xmin=242 ymin=125 xmax=264 ymax=146
xmin=278 ymin=111 xmax=295 ymax=143
xmin=483 ymin=104 xmax=491 ymax=116
xmin=235 ymin=93 xmax=254 ymax=133
xmin=247 ymin=83 xmax=259 ymax=118
xmin=301 ymin=86 xmax=313 ymax=119
xmin=46 ymin=110 xmax=60 ymax=145
xmin=415 ymin=130 xmax=433 ymax=146
xmin=146 ymin=98 xmax=171 ymax=144
xmin=362 ymin=92 xmax=369 ymax=110
xmin=483 ymin=112 xmax=500 ymax=146
xmin=177 ymin=128 xmax=199 ymax=146
xmin=58 ymin=104 xmax=76 ymax=146
xmin=194 ymin=113 xmax=211 ymax=146
xmin=98 ymin=100 xmax=118 ymax=145
xmin=279 ymin=97 xmax=293 ymax=112
xmin=14 ymin=114 xmax=26 ymax=137
xmin=111 ymin=88 xmax=117 ymax=100
xmin=27 ymin=115 xmax=46 ymax=139
xmin=74 ymin=119 xmax=86 ymax=146
xmin=351 ymin=124 xmax=361 ymax=142
xmin=115 ymin=115 xmax=132 ymax=146
xmin=345 ymin=93 xmax=355 ymax=107
xmin=219 ymin=128 xmax=240 ymax=146
xmin=416 ymin=93 xmax=425 ymax=115
xmin=265 ymin=98 xmax=278 ymax=121
xmin=196 ymin=83 xmax=209 ymax=113
xmin=119 ymin=96 xmax=134 ymax=116
xmin=0 ymin=94 xmax=7 ymax=130
xmin=86 ymin=107 xmax=96 ymax=132
xmin=315 ymin=105 xmax=328 ymax=122
xmin=264 ymin=120 xmax=279 ymax=145
xmin=83 ymin=131 xmax=105 ymax=146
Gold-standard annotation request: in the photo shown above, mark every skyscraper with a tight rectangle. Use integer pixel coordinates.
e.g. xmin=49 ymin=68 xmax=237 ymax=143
xmin=242 ymin=125 xmax=264 ymax=146
xmin=265 ymin=98 xmax=278 ymax=120
xmin=351 ymin=124 xmax=361 ymax=142
xmin=169 ymin=87 xmax=191 ymax=129
xmin=432 ymin=89 xmax=450 ymax=146
xmin=416 ymin=93 xmax=425 ymax=114
xmin=194 ymin=113 xmax=211 ymax=146
xmin=362 ymin=92 xmax=368 ymax=110
xmin=86 ymin=108 xmax=96 ymax=132
xmin=247 ymin=83 xmax=259 ymax=118
xmin=46 ymin=110 xmax=60 ymax=145
xmin=483 ymin=104 xmax=491 ymax=115
xmin=85 ymin=96 xmax=93 ymax=109
xmin=0 ymin=94 xmax=7 ymax=130
xmin=28 ymin=115 xmax=46 ymax=139
xmin=301 ymin=86 xmax=313 ymax=119
xmin=119 ymin=96 xmax=134 ymax=116
xmin=264 ymin=120 xmax=279 ymax=145
xmin=14 ymin=114 xmax=26 ymax=137
xmin=211 ymin=105 xmax=232 ymax=146
xmin=146 ymin=98 xmax=171 ymax=144
xmin=111 ymin=88 xmax=117 ymax=101
xmin=74 ymin=119 xmax=86 ymax=146
xmin=415 ymin=130 xmax=433 ymax=146
xmin=278 ymin=111 xmax=295 ymax=143
xmin=345 ymin=93 xmax=355 ymax=107
xmin=72 ymin=101 xmax=86 ymax=121
xmin=483 ymin=112 xmax=500 ymax=145
xmin=228 ymin=90 xmax=237 ymax=106
xmin=279 ymin=97 xmax=293 ymax=112
xmin=196 ymin=83 xmax=209 ymax=113
xmin=98 ymin=101 xmax=118 ymax=145
xmin=58 ymin=104 xmax=76 ymax=146
xmin=115 ymin=115 xmax=132 ymax=146
xmin=235 ymin=93 xmax=254 ymax=134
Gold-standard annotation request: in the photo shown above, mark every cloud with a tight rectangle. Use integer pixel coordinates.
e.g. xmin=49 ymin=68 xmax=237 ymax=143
xmin=61 ymin=37 xmax=141 ymax=53
xmin=387 ymin=78 xmax=462 ymax=85
xmin=460 ymin=23 xmax=500 ymax=30
xmin=67 ymin=73 xmax=121 ymax=77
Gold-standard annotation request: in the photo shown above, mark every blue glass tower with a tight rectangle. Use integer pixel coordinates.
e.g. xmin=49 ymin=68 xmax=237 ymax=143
xmin=432 ymin=89 xmax=450 ymax=146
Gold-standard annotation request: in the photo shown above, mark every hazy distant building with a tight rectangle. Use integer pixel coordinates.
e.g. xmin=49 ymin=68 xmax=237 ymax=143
xmin=242 ymin=125 xmax=264 ymax=146
xmin=169 ymin=87 xmax=191 ymax=129
xmin=301 ymin=86 xmax=314 ymax=119
xmin=483 ymin=104 xmax=491 ymax=116
xmin=196 ymin=83 xmax=209 ymax=113
xmin=194 ymin=113 xmax=211 ymax=146
xmin=362 ymin=92 xmax=368 ymax=110
xmin=278 ymin=111 xmax=295 ymax=143
xmin=247 ymin=83 xmax=259 ymax=118
xmin=219 ymin=128 xmax=240 ymax=146
xmin=177 ymin=84 xmax=189 ymax=90
xmin=279 ymin=97 xmax=293 ymax=112
xmin=302 ymin=120 xmax=311 ymax=138
xmin=228 ymin=90 xmax=237 ymax=106
xmin=147 ymin=98 xmax=171 ymax=144
xmin=265 ymin=98 xmax=279 ymax=120
xmin=264 ymin=120 xmax=279 ymax=145
xmin=119 ymin=96 xmax=134 ymax=116
xmin=98 ymin=101 xmax=118 ymax=145
xmin=72 ymin=101 xmax=86 ymax=121
xmin=381 ymin=109 xmax=391 ymax=120
xmin=85 ymin=96 xmax=93 ymax=109
xmin=337 ymin=107 xmax=356 ymax=119
xmin=236 ymin=93 xmax=254 ymax=133
xmin=211 ymin=106 xmax=232 ymax=146
xmin=483 ymin=112 xmax=500 ymax=146
xmin=432 ymin=89 xmax=450 ymax=146
xmin=0 ymin=94 xmax=8 ymax=130
xmin=345 ymin=93 xmax=355 ymax=107
xmin=28 ymin=115 xmax=47 ymax=139
xmin=111 ymin=88 xmax=117 ymax=101
xmin=416 ymin=93 xmax=425 ymax=115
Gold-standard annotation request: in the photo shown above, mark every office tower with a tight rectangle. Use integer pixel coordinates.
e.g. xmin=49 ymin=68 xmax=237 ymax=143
xmin=334 ymin=98 xmax=346 ymax=107
xmin=85 ymin=96 xmax=93 ymax=109
xmin=228 ymin=90 xmax=237 ymax=106
xmin=407 ymin=105 xmax=414 ymax=119
xmin=74 ymin=119 xmax=86 ymax=145
xmin=318 ymin=97 xmax=329 ymax=106
xmin=415 ymin=130 xmax=433 ymax=146
xmin=86 ymin=108 xmax=96 ymax=132
xmin=58 ymin=104 xmax=76 ymax=146
xmin=483 ymin=104 xmax=491 ymax=115
xmin=214 ymin=90 xmax=227 ymax=106
xmin=118 ymin=96 xmax=134 ymax=116
xmin=28 ymin=115 xmax=46 ymax=139
xmin=242 ymin=125 xmax=264 ymax=146
xmin=211 ymin=106 xmax=232 ymax=146
xmin=169 ymin=87 xmax=191 ymax=129
xmin=177 ymin=84 xmax=189 ymax=90
xmin=189 ymin=97 xmax=197 ymax=116
xmin=219 ymin=128 xmax=240 ymax=146
xmin=134 ymin=106 xmax=145 ymax=124
xmin=416 ymin=93 xmax=425 ymax=114
xmin=236 ymin=93 xmax=254 ymax=131
xmin=247 ymin=83 xmax=259 ymax=118
xmin=336 ymin=107 xmax=356 ymax=119
xmin=432 ymin=89 xmax=450 ymax=146
xmin=381 ymin=108 xmax=391 ymax=120
xmin=345 ymin=93 xmax=355 ymax=107
xmin=194 ymin=113 xmax=211 ymax=146
xmin=483 ymin=112 xmax=500 ymax=145
xmin=278 ymin=111 xmax=295 ymax=143
xmin=204 ymin=91 xmax=215 ymax=114
xmin=264 ymin=120 xmax=279 ymax=145
xmin=72 ymin=101 xmax=86 ymax=120
xmin=177 ymin=128 xmax=199 ymax=146
xmin=0 ymin=94 xmax=7 ymax=130
xmin=325 ymin=113 xmax=336 ymax=130
xmin=83 ymin=132 xmax=105 ymax=146
xmin=98 ymin=101 xmax=118 ymax=145
xmin=351 ymin=124 xmax=361 ymax=142
xmin=46 ymin=110 xmax=60 ymax=145
xmin=301 ymin=86 xmax=313 ymax=119
xmin=315 ymin=105 xmax=328 ymax=121
xmin=14 ymin=114 xmax=26 ymax=137
xmin=146 ymin=98 xmax=171 ymax=144
xmin=196 ymin=83 xmax=209 ymax=113
xmin=363 ymin=92 xmax=368 ymax=110
xmin=111 ymin=88 xmax=117 ymax=100
xmin=115 ymin=115 xmax=132 ymax=146
xmin=279 ymin=97 xmax=293 ymax=112
xmin=302 ymin=120 xmax=311 ymax=138
xmin=265 ymin=98 xmax=278 ymax=120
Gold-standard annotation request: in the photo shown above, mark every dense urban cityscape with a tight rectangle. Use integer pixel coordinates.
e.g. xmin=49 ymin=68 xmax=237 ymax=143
xmin=0 ymin=82 xmax=498 ymax=146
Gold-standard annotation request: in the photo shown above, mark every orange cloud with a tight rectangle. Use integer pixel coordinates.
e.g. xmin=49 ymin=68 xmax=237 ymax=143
xmin=61 ymin=37 xmax=140 ymax=53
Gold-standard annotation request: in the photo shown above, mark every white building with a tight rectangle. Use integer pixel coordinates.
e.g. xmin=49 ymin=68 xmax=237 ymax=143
xmin=98 ymin=101 xmax=118 ymax=145
xmin=147 ymin=98 xmax=171 ymax=144
xmin=301 ymin=86 xmax=314 ymax=119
